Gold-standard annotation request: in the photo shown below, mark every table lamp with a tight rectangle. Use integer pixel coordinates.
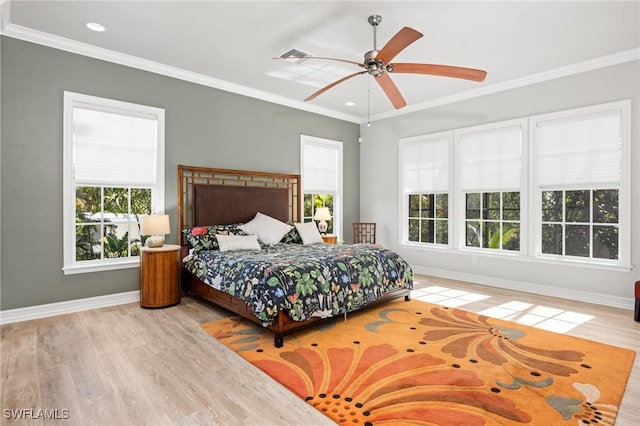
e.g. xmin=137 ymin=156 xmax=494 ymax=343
xmin=141 ymin=214 xmax=170 ymax=248
xmin=314 ymin=207 xmax=332 ymax=234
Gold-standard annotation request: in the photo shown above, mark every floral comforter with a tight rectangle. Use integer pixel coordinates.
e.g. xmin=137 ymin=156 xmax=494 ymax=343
xmin=183 ymin=243 xmax=413 ymax=326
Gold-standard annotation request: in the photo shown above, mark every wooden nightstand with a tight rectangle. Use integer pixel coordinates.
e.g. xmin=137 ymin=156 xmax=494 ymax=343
xmin=321 ymin=235 xmax=338 ymax=244
xmin=140 ymin=244 xmax=181 ymax=308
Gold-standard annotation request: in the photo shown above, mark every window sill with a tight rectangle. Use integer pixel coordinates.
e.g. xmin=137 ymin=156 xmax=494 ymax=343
xmin=397 ymin=243 xmax=633 ymax=273
xmin=62 ymin=258 xmax=140 ymax=275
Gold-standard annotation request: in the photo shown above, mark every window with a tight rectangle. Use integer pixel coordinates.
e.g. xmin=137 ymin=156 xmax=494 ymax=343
xmin=408 ymin=193 xmax=449 ymax=244
xmin=304 ymin=194 xmax=335 ymax=233
xmin=63 ymin=92 xmax=165 ymax=274
xmin=400 ymin=133 xmax=451 ymax=246
xmin=540 ymin=189 xmax=618 ymax=259
xmin=532 ymin=101 xmax=629 ymax=264
xmin=465 ymin=191 xmax=520 ymax=250
xmin=300 ymin=135 xmax=343 ymax=238
xmin=398 ymin=100 xmax=631 ymax=269
xmin=456 ymin=120 xmax=525 ymax=252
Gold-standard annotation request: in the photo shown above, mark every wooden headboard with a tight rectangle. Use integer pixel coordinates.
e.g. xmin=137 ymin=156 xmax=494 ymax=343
xmin=178 ymin=165 xmax=301 ymax=245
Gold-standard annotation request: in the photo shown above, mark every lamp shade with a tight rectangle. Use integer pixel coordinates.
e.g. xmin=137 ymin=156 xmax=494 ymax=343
xmin=141 ymin=214 xmax=170 ymax=236
xmin=314 ymin=207 xmax=332 ymax=221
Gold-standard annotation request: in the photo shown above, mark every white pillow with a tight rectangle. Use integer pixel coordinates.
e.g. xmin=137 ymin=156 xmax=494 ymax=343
xmin=216 ymin=234 xmax=261 ymax=252
xmin=238 ymin=212 xmax=292 ymax=244
xmin=294 ymin=222 xmax=324 ymax=245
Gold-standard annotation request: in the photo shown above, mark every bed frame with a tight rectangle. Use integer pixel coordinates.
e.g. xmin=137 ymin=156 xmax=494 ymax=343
xmin=178 ymin=165 xmax=410 ymax=347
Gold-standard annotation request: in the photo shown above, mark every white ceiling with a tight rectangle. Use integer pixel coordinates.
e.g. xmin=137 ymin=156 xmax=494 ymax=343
xmin=2 ymin=1 xmax=639 ymax=123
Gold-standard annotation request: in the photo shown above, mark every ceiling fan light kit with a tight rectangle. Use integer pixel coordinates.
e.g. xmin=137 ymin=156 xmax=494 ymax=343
xmin=277 ymin=15 xmax=487 ymax=110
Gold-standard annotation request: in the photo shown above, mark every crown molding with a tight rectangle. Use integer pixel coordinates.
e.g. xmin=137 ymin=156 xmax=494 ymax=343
xmin=368 ymin=48 xmax=640 ymax=123
xmin=0 ymin=22 xmax=361 ymax=124
xmin=1 ymin=20 xmax=637 ymax=126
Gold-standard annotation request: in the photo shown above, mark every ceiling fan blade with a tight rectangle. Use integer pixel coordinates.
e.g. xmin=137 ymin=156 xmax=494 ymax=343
xmin=375 ymin=27 xmax=423 ymax=64
xmin=274 ymin=56 xmax=364 ymax=67
xmin=304 ymin=71 xmax=367 ymax=102
xmin=374 ymin=73 xmax=407 ymax=109
xmin=390 ymin=63 xmax=487 ymax=82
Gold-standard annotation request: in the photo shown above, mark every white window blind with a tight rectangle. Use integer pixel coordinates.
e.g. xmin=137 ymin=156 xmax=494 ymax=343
xmin=535 ymin=111 xmax=622 ymax=188
xmin=402 ymin=137 xmax=449 ymax=193
xmin=73 ymin=106 xmax=159 ymax=186
xmin=458 ymin=124 xmax=522 ymax=191
xmin=63 ymin=91 xmax=165 ymax=274
xmin=302 ymin=142 xmax=339 ymax=193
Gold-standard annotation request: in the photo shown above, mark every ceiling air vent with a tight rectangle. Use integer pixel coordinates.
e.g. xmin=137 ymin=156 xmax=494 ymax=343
xmin=279 ymin=48 xmax=311 ymax=64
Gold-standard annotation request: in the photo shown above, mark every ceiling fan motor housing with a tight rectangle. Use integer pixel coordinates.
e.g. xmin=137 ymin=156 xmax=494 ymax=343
xmin=364 ymin=50 xmax=385 ymax=76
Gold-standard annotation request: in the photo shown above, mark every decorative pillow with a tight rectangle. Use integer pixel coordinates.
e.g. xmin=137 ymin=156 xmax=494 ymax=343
xmin=239 ymin=212 xmax=292 ymax=245
xmin=183 ymin=224 xmax=246 ymax=253
xmin=294 ymin=221 xmax=324 ymax=245
xmin=216 ymin=234 xmax=261 ymax=252
xmin=280 ymin=225 xmax=303 ymax=244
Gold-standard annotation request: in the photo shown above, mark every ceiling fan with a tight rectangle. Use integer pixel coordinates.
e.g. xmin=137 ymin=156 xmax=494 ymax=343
xmin=277 ymin=15 xmax=487 ymax=109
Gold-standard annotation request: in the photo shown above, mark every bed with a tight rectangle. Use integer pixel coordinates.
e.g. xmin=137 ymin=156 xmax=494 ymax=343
xmin=178 ymin=165 xmax=413 ymax=347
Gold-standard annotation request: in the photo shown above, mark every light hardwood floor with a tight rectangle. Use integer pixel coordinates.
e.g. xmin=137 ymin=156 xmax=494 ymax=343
xmin=1 ymin=274 xmax=638 ymax=425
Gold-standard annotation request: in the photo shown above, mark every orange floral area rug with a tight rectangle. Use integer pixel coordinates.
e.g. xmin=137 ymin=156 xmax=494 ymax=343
xmin=201 ymin=299 xmax=635 ymax=425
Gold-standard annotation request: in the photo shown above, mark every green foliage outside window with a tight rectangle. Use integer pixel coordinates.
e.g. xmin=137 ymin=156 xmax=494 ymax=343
xmin=541 ymin=189 xmax=618 ymax=260
xmin=407 ymin=193 xmax=448 ymax=245
xmin=465 ymin=191 xmax=520 ymax=251
xmin=75 ymin=186 xmax=151 ymax=261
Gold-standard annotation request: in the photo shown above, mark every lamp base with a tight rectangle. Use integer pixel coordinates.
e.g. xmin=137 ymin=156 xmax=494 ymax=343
xmin=318 ymin=221 xmax=328 ymax=234
xmin=145 ymin=235 xmax=165 ymax=248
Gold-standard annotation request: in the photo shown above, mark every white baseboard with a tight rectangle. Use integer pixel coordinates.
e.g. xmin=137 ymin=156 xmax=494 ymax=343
xmin=1 ymin=267 xmax=634 ymax=325
xmin=0 ymin=291 xmax=140 ymax=325
xmin=411 ymin=265 xmax=635 ymax=311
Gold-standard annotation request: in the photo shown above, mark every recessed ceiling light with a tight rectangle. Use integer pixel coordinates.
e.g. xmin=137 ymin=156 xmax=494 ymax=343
xmin=345 ymin=101 xmax=356 ymax=106
xmin=86 ymin=22 xmax=106 ymax=32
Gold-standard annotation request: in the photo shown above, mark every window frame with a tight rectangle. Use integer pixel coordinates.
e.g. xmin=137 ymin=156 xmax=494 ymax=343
xmin=463 ymin=191 xmax=522 ymax=251
xmin=300 ymin=135 xmax=343 ymax=240
xmin=397 ymin=100 xmax=631 ymax=271
xmin=407 ymin=193 xmax=449 ymax=245
xmin=399 ymin=131 xmax=453 ymax=248
xmin=62 ymin=92 xmax=165 ymax=274
xmin=529 ymin=100 xmax=631 ymax=267
xmin=538 ymin=188 xmax=620 ymax=260
xmin=303 ymin=193 xmax=336 ymax=234
xmin=454 ymin=118 xmax=528 ymax=254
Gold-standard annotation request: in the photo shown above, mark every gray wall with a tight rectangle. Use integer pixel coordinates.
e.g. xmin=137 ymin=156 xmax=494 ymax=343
xmin=0 ymin=36 xmax=360 ymax=310
xmin=360 ymin=60 xmax=640 ymax=307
